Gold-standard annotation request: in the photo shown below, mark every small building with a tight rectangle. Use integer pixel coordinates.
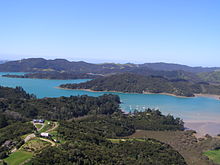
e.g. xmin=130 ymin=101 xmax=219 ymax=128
xmin=40 ymin=132 xmax=50 ymax=137
xmin=33 ymin=119 xmax=45 ymax=123
xmin=54 ymin=139 xmax=60 ymax=143
xmin=1 ymin=140 xmax=12 ymax=148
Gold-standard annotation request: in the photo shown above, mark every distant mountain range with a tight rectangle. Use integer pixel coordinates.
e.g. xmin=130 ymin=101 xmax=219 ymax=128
xmin=139 ymin=63 xmax=220 ymax=73
xmin=0 ymin=58 xmax=219 ymax=73
xmin=0 ymin=60 xmax=8 ymax=64
xmin=0 ymin=58 xmax=220 ymax=83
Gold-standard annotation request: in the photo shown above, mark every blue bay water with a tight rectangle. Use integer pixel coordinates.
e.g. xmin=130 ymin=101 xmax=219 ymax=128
xmin=0 ymin=72 xmax=220 ymax=122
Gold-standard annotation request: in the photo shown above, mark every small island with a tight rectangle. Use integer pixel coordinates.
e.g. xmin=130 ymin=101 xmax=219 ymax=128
xmin=2 ymin=71 xmax=103 ymax=80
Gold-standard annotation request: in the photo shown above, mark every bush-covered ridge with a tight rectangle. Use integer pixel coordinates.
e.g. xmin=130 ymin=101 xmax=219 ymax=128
xmin=60 ymin=73 xmax=220 ymax=97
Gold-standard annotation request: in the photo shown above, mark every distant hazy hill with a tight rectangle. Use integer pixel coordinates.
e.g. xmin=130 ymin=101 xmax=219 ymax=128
xmin=140 ymin=62 xmax=220 ymax=73
xmin=0 ymin=58 xmax=136 ymax=73
xmin=1 ymin=58 xmax=220 ymax=83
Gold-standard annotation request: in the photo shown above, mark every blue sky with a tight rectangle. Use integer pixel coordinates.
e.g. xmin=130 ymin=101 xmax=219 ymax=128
xmin=0 ymin=0 xmax=219 ymax=66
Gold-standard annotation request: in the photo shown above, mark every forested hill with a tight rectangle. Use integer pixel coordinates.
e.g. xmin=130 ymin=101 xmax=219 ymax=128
xmin=60 ymin=73 xmax=220 ymax=97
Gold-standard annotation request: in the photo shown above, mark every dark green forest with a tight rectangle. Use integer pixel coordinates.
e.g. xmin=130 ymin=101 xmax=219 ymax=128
xmin=0 ymin=93 xmax=121 ymax=120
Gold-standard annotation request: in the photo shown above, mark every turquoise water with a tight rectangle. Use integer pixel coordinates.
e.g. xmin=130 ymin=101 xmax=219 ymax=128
xmin=0 ymin=72 xmax=220 ymax=122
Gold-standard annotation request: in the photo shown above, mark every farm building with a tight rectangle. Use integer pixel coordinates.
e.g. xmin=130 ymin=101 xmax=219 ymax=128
xmin=33 ymin=119 xmax=45 ymax=123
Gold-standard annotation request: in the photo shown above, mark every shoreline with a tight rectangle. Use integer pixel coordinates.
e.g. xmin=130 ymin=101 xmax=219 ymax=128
xmin=2 ymin=75 xmax=92 ymax=81
xmin=194 ymin=94 xmax=220 ymax=100
xmin=57 ymin=87 xmax=220 ymax=100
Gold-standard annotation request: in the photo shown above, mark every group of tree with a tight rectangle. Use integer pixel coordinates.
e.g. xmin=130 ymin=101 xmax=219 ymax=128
xmin=0 ymin=93 xmax=121 ymax=120
xmin=0 ymin=86 xmax=187 ymax=164
xmin=0 ymin=86 xmax=35 ymax=99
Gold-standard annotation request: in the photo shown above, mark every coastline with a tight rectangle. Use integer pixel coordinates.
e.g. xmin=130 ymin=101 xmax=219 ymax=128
xmin=57 ymin=86 xmax=220 ymax=100
xmin=57 ymin=86 xmax=190 ymax=97
xmin=58 ymin=86 xmax=220 ymax=137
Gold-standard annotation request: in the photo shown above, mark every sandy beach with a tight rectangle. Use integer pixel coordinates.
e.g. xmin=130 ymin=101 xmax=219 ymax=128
xmin=195 ymin=94 xmax=220 ymax=100
xmin=185 ymin=121 xmax=220 ymax=137
xmin=143 ymin=92 xmax=190 ymax=98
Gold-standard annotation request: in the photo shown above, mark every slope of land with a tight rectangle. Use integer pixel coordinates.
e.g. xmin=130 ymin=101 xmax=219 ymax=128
xmin=128 ymin=130 xmax=220 ymax=165
xmin=198 ymin=71 xmax=220 ymax=84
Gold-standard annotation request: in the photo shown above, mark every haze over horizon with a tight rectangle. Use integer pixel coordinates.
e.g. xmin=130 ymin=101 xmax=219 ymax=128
xmin=1 ymin=56 xmax=220 ymax=68
xmin=0 ymin=0 xmax=220 ymax=67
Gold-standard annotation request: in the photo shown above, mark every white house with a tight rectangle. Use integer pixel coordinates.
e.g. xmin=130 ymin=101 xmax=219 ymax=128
xmin=40 ymin=132 xmax=50 ymax=137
